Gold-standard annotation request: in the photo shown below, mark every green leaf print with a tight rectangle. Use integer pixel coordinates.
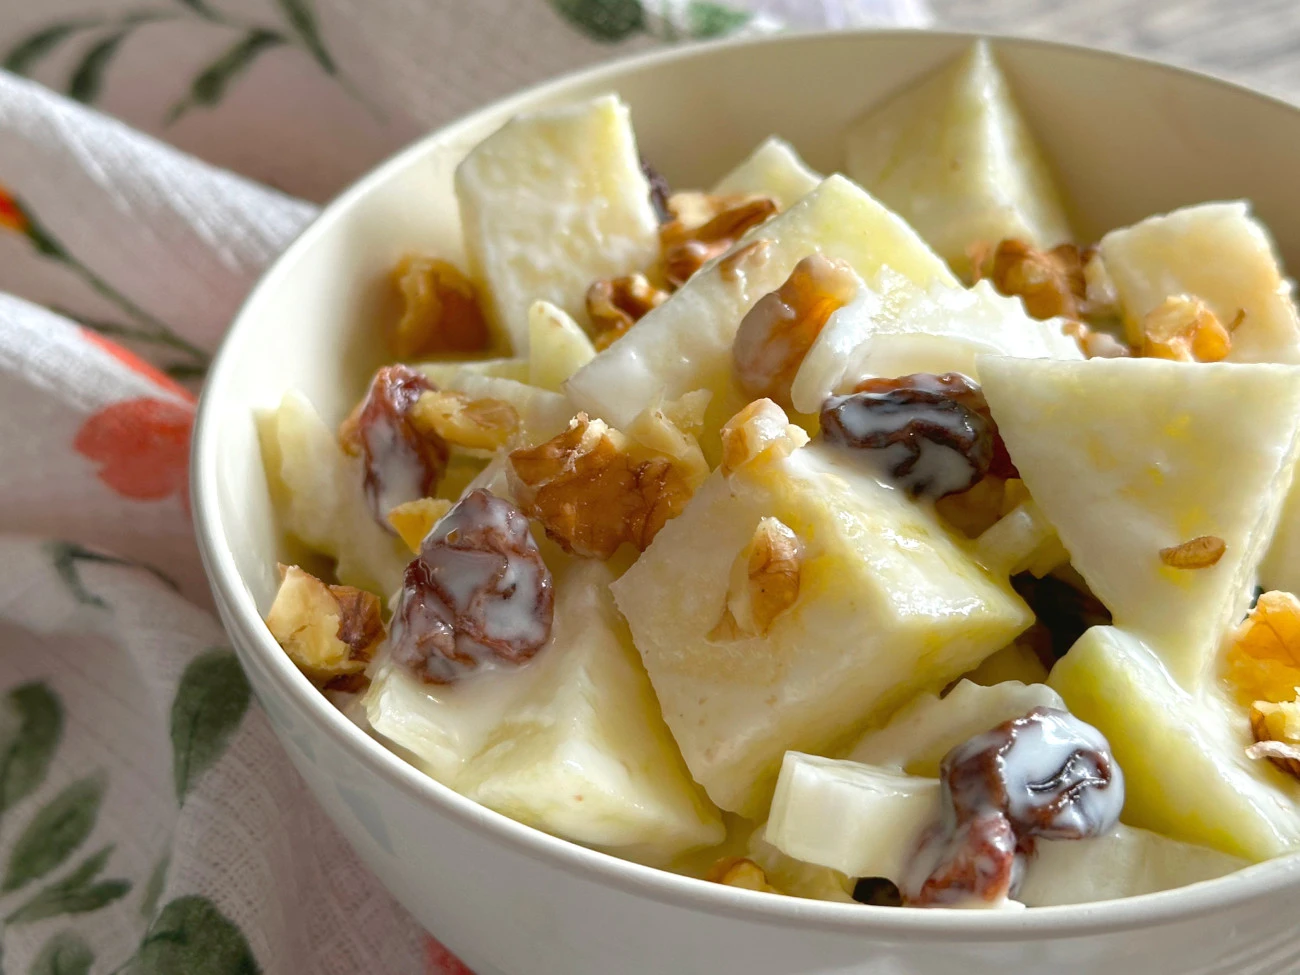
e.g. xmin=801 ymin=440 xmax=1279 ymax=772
xmin=171 ymin=0 xmax=223 ymax=22
xmin=29 ymin=931 xmax=93 ymax=975
xmin=2 ymin=21 xmax=99 ymax=76
xmin=166 ymin=29 xmax=285 ymax=124
xmin=6 ymin=846 xmax=131 ymax=925
xmin=3 ymin=774 xmax=105 ymax=892
xmin=273 ymin=0 xmax=335 ymax=73
xmin=550 ymin=0 xmax=646 ymax=41
xmin=170 ymin=649 xmax=251 ymax=802
xmin=685 ymin=1 xmax=751 ymax=37
xmin=47 ymin=540 xmax=179 ymax=608
xmin=0 ymin=683 xmax=63 ymax=815
xmin=67 ymin=30 xmax=130 ymax=103
xmin=139 ymin=853 xmax=169 ymax=919
xmin=132 ymin=896 xmax=260 ymax=975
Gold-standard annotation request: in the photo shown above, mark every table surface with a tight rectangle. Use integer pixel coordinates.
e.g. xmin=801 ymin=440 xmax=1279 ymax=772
xmin=934 ymin=0 xmax=1300 ymax=102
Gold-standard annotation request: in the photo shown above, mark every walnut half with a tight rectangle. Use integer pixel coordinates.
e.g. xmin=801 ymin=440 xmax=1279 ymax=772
xmin=710 ymin=517 xmax=803 ymax=641
xmin=508 ymin=413 xmax=700 ymax=560
xmin=660 ymin=194 xmax=777 ymax=287
xmin=390 ymin=255 xmax=491 ymax=358
xmin=265 ymin=565 xmax=384 ymax=685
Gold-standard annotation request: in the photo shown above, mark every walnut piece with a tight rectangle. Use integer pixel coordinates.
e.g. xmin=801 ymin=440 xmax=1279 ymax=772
xmin=731 ymin=254 xmax=859 ymax=408
xmin=624 ymin=394 xmax=711 ymax=488
xmin=586 ymin=273 xmax=668 ymax=351
xmin=1248 ymin=700 xmax=1300 ymax=779
xmin=387 ymin=497 xmax=453 ymax=554
xmin=508 ymin=413 xmax=698 ymax=560
xmin=710 ymin=517 xmax=803 ymax=641
xmin=972 ymin=239 xmax=1089 ymax=321
xmin=719 ymin=398 xmax=810 ymax=476
xmin=1141 ymin=295 xmax=1237 ymax=362
xmin=660 ymin=195 xmax=777 ymax=287
xmin=390 ymin=255 xmax=491 ymax=358
xmin=1062 ymin=320 xmax=1132 ymax=359
xmin=1223 ymin=590 xmax=1300 ymax=706
xmin=265 ymin=564 xmax=384 ymax=684
xmin=410 ymin=389 xmax=520 ymax=451
xmin=1159 ymin=535 xmax=1226 ymax=569
xmin=705 ymin=857 xmax=779 ymax=894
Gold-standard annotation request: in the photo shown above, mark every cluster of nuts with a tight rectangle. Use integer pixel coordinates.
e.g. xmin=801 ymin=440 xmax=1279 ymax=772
xmin=586 ymin=273 xmax=668 ymax=351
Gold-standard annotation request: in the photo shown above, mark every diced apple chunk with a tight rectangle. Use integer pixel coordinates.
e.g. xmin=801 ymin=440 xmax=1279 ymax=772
xmin=1099 ymin=202 xmax=1300 ymax=363
xmin=847 ymin=679 xmax=1063 ymax=778
xmin=845 ymin=40 xmax=1072 ymax=278
xmin=565 ymin=175 xmax=956 ymax=459
xmin=1021 ymin=825 xmax=1246 ymax=907
xmin=1049 ymin=625 xmax=1300 ymax=861
xmin=527 ymin=300 xmax=596 ymax=392
xmin=789 ymin=273 xmax=1081 ymax=415
xmin=712 ymin=136 xmax=822 ymax=209
xmin=365 ymin=558 xmax=724 ymax=863
xmin=766 ymin=752 xmax=940 ymax=880
xmin=980 ymin=356 xmax=1300 ymax=688
xmin=455 ymin=94 xmax=660 ymax=351
xmin=611 ymin=442 xmax=1031 ymax=816
xmin=257 ymin=391 xmax=410 ymax=596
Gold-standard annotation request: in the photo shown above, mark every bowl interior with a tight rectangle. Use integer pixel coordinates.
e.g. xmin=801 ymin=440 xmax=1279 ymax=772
xmin=196 ymin=27 xmax=1300 ymax=929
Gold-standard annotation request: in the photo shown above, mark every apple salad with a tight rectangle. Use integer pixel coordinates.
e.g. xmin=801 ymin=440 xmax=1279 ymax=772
xmin=258 ymin=41 xmax=1300 ymax=909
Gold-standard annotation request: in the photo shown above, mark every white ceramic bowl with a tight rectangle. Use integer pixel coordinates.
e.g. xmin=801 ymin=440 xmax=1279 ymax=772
xmin=193 ymin=29 xmax=1300 ymax=975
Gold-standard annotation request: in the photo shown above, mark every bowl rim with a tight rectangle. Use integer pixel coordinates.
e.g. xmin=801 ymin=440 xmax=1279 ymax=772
xmin=192 ymin=25 xmax=1300 ymax=940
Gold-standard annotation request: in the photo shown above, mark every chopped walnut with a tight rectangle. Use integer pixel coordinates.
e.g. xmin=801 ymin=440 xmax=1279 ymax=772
xmin=390 ymin=255 xmax=491 ymax=358
xmin=710 ymin=517 xmax=803 ymax=640
xmin=660 ymin=388 xmax=711 ymax=437
xmin=265 ymin=564 xmax=384 ymax=684
xmin=1223 ymin=590 xmax=1300 ymax=706
xmin=388 ymin=497 xmax=453 ymax=554
xmin=410 ymin=389 xmax=520 ymax=451
xmin=1249 ymin=701 xmax=1300 ymax=779
xmin=705 ymin=857 xmax=779 ymax=894
xmin=717 ymin=239 xmax=772 ymax=284
xmin=1159 ymin=535 xmax=1226 ymax=569
xmin=1082 ymin=249 xmax=1119 ymax=318
xmin=625 ymin=397 xmax=711 ymax=489
xmin=1141 ymin=295 xmax=1237 ymax=362
xmin=1062 ymin=320 xmax=1132 ymax=359
xmin=732 ymin=254 xmax=859 ymax=408
xmin=508 ymin=413 xmax=698 ymax=560
xmin=973 ymin=239 xmax=1089 ymax=321
xmin=660 ymin=195 xmax=777 ymax=287
xmin=586 ymin=273 xmax=668 ymax=350
xmin=719 ymin=399 xmax=810 ymax=476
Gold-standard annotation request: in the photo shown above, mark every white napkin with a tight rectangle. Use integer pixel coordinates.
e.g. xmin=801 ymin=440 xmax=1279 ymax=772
xmin=0 ymin=1 xmax=928 ymax=971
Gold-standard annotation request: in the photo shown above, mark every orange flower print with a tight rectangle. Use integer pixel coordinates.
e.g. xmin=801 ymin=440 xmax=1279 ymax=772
xmin=423 ymin=935 xmax=474 ymax=975
xmin=74 ymin=397 xmax=194 ymax=504
xmin=79 ymin=328 xmax=196 ymax=403
xmin=0 ymin=183 xmax=27 ymax=234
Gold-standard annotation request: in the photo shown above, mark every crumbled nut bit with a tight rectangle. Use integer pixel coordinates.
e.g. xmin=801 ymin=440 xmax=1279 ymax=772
xmin=625 ymin=398 xmax=710 ymax=489
xmin=586 ymin=273 xmax=669 ymax=350
xmin=661 ymin=388 xmax=711 ymax=437
xmin=410 ymin=389 xmax=520 ymax=451
xmin=732 ymin=254 xmax=859 ymax=408
xmin=265 ymin=564 xmax=384 ymax=684
xmin=710 ymin=517 xmax=803 ymax=641
xmin=1082 ymin=248 xmax=1119 ymax=318
xmin=388 ymin=497 xmax=453 ymax=554
xmin=508 ymin=413 xmax=698 ymax=560
xmin=389 ymin=489 xmax=554 ymax=684
xmin=706 ymin=857 xmax=779 ymax=894
xmin=1159 ymin=535 xmax=1226 ymax=569
xmin=339 ymin=365 xmax=449 ymax=528
xmin=660 ymin=195 xmax=778 ymax=287
xmin=1248 ymin=701 xmax=1300 ymax=779
xmin=1141 ymin=295 xmax=1236 ymax=362
xmin=821 ymin=373 xmax=1015 ymax=501
xmin=1062 ymin=320 xmax=1132 ymax=359
xmin=1224 ymin=590 xmax=1300 ymax=705
xmin=972 ymin=239 xmax=1089 ymax=321
xmin=719 ymin=398 xmax=810 ymax=476
xmin=390 ymin=255 xmax=491 ymax=358
xmin=640 ymin=157 xmax=672 ymax=224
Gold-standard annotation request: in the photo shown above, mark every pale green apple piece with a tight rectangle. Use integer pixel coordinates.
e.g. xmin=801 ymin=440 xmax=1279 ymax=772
xmin=527 ymin=299 xmax=596 ymax=392
xmin=844 ymin=39 xmax=1073 ymax=278
xmin=455 ymin=94 xmax=660 ymax=351
xmin=980 ymin=355 xmax=1300 ymax=688
xmin=416 ymin=357 xmax=530 ymax=386
xmin=711 ymin=136 xmax=822 ymax=210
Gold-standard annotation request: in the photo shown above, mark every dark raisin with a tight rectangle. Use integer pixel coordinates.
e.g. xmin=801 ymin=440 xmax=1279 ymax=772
xmin=851 ymin=877 xmax=902 ymax=907
xmin=640 ymin=157 xmax=672 ymax=225
xmin=1011 ymin=572 xmax=1112 ymax=665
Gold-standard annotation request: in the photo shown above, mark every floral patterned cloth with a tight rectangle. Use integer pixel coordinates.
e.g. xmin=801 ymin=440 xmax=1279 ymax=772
xmin=0 ymin=1 xmax=928 ymax=972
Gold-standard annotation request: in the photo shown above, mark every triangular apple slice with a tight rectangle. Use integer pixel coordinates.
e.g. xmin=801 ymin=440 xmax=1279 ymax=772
xmin=979 ymin=356 xmax=1300 ymax=688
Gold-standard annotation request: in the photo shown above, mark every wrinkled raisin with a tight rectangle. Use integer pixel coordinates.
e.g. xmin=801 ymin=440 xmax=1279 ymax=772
xmin=389 ymin=489 xmax=554 ymax=684
xmin=851 ymin=877 xmax=902 ymax=907
xmin=903 ymin=707 xmax=1123 ymax=907
xmin=1011 ymin=572 xmax=1112 ymax=666
xmin=820 ymin=373 xmax=1014 ymax=500
xmin=640 ymin=157 xmax=672 ymax=225
xmin=340 ymin=364 xmax=448 ymax=529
